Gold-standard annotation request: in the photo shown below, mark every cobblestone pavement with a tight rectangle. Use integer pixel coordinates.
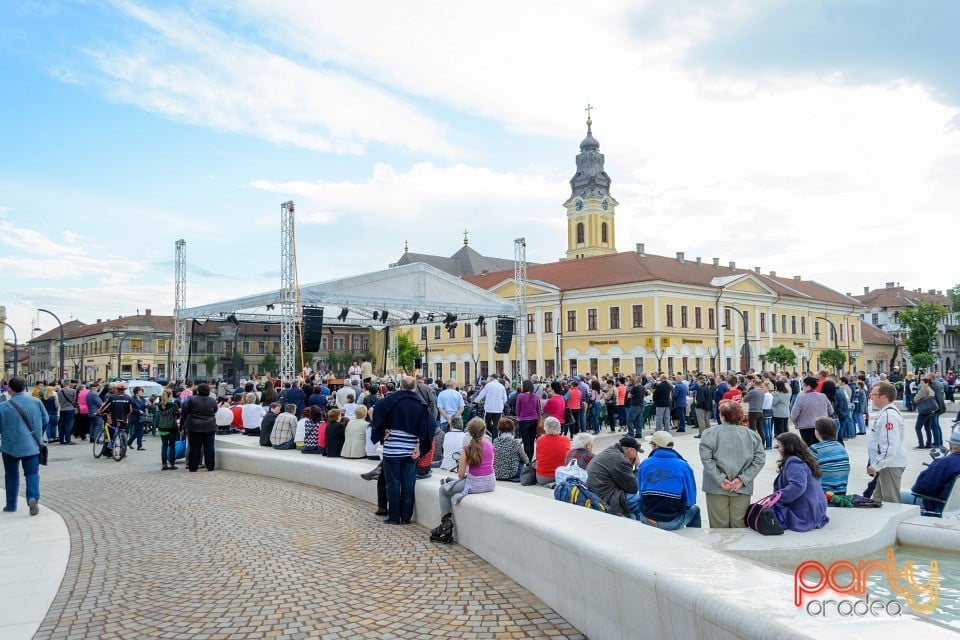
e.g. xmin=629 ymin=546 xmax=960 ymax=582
xmin=32 ymin=440 xmax=584 ymax=640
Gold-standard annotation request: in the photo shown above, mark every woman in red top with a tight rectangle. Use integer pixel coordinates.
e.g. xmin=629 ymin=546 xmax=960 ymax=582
xmin=535 ymin=416 xmax=571 ymax=485
xmin=566 ymin=381 xmax=582 ymax=437
xmin=542 ymin=381 xmax=566 ymax=424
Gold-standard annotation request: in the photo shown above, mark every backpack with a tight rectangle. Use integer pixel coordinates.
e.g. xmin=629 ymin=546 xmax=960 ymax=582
xmin=553 ymin=477 xmax=609 ymax=513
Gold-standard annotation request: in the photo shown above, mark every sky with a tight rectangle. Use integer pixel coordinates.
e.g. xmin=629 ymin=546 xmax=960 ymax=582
xmin=2 ymin=0 xmax=959 ymax=343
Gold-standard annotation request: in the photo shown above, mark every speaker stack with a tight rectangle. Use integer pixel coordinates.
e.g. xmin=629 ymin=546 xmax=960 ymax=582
xmin=494 ymin=316 xmax=515 ymax=354
xmin=302 ymin=307 xmax=325 ymax=352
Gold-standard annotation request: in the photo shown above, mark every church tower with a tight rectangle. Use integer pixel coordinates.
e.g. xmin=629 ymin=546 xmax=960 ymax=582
xmin=564 ymin=111 xmax=618 ymax=260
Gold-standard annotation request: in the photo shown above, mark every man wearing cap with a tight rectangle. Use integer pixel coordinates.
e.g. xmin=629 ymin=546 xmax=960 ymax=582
xmin=586 ymin=436 xmax=642 ymax=518
xmin=637 ymin=431 xmax=701 ymax=529
xmin=903 ymin=429 xmax=960 ymax=513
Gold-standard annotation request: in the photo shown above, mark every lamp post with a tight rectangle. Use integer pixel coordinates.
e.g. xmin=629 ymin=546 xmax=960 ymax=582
xmin=112 ymin=331 xmax=128 ymax=381
xmin=555 ymin=330 xmax=562 ymax=379
xmin=1 ymin=321 xmax=18 ymax=377
xmin=723 ymin=306 xmax=751 ymax=372
xmin=707 ymin=344 xmax=718 ymax=375
xmin=815 ymin=316 xmax=842 ymax=373
xmin=37 ymin=308 xmax=65 ymax=383
xmin=653 ymin=347 xmax=664 ymax=373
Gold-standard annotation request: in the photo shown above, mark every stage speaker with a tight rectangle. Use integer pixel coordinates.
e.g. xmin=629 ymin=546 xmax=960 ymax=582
xmin=494 ymin=316 xmax=514 ymax=354
xmin=302 ymin=306 xmax=324 ymax=352
xmin=414 ymin=357 xmax=423 ymax=370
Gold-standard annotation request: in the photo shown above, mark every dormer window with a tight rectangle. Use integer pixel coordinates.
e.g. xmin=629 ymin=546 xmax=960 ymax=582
xmin=575 ymin=200 xmax=583 ymax=211
xmin=601 ymin=199 xmax=608 ymax=210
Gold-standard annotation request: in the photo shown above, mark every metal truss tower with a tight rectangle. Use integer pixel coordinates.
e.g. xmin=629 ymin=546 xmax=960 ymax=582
xmin=173 ymin=239 xmax=188 ymax=382
xmin=280 ymin=201 xmax=297 ymax=381
xmin=514 ymin=237 xmax=528 ymax=381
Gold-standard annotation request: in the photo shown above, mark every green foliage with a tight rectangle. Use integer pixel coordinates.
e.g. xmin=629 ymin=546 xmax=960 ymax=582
xmin=260 ymin=353 xmax=278 ymax=376
xmin=911 ymin=352 xmax=934 ymax=370
xmin=202 ymin=355 xmax=217 ymax=378
xmin=899 ymin=299 xmax=946 ymax=359
xmin=818 ymin=348 xmax=847 ymax=371
xmin=324 ymin=351 xmax=355 ymax=376
xmin=765 ymin=345 xmax=797 ymax=369
xmin=949 ymin=283 xmax=960 ymax=312
xmin=396 ymin=332 xmax=422 ymax=373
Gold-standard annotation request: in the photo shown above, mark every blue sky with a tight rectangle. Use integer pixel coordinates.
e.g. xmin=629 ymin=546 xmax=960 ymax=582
xmin=2 ymin=0 xmax=958 ymax=344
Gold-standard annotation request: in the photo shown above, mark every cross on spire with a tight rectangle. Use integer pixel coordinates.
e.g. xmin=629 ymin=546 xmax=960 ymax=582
xmin=584 ymin=103 xmax=594 ymax=133
xmin=463 ymin=229 xmax=469 ymax=245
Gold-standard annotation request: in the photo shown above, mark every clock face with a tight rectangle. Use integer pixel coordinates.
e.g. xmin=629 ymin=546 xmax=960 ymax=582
xmin=602 ymin=200 xmax=608 ymax=210
xmin=575 ymin=201 xmax=583 ymax=211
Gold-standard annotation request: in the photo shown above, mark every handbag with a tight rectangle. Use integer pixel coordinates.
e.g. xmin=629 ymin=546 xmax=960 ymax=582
xmin=916 ymin=396 xmax=938 ymax=414
xmin=746 ymin=491 xmax=784 ymax=535
xmin=9 ymin=400 xmax=48 ymax=466
xmin=520 ymin=461 xmax=537 ymax=486
xmin=555 ymin=459 xmax=588 ymax=484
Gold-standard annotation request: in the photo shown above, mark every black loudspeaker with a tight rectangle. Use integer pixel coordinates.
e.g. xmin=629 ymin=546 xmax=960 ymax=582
xmin=494 ymin=317 xmax=514 ymax=353
xmin=414 ymin=357 xmax=423 ymax=370
xmin=302 ymin=307 xmax=324 ymax=352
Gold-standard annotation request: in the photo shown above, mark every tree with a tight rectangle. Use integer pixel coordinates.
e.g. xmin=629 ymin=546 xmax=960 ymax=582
xmin=261 ymin=353 xmax=278 ymax=376
xmin=950 ymin=283 xmax=960 ymax=312
xmin=818 ymin=348 xmax=847 ymax=372
xmin=202 ymin=355 xmax=217 ymax=379
xmin=765 ymin=345 xmax=796 ymax=371
xmin=899 ymin=299 xmax=947 ymax=363
xmin=911 ymin=352 xmax=934 ymax=371
xmin=396 ymin=332 xmax=422 ymax=373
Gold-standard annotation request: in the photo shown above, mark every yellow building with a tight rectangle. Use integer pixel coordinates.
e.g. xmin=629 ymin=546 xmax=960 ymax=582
xmin=399 ymin=118 xmax=865 ymax=383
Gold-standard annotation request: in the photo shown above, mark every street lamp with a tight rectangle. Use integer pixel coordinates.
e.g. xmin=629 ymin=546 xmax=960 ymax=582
xmin=723 ymin=306 xmax=751 ymax=372
xmin=653 ymin=347 xmax=664 ymax=373
xmin=707 ymin=344 xmax=718 ymax=374
xmin=1 ymin=321 xmax=18 ymax=378
xmin=37 ymin=308 xmax=65 ymax=383
xmin=555 ymin=330 xmax=562 ymax=378
xmin=112 ymin=331 xmax=128 ymax=381
xmin=76 ymin=337 xmax=97 ymax=383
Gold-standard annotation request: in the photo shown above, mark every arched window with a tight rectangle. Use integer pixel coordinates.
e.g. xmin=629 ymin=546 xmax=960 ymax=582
xmin=601 ymin=222 xmax=608 ymax=243
xmin=576 ymin=222 xmax=585 ymax=244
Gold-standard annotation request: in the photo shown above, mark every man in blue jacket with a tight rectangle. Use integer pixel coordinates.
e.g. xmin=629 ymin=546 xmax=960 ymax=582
xmin=371 ymin=376 xmax=434 ymax=525
xmin=905 ymin=429 xmax=960 ymax=514
xmin=0 ymin=378 xmax=48 ymax=515
xmin=637 ymin=431 xmax=701 ymax=529
xmin=671 ymin=377 xmax=689 ymax=432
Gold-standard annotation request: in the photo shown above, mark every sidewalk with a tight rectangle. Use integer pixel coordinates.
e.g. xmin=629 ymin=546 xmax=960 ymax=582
xmin=0 ymin=504 xmax=70 ymax=640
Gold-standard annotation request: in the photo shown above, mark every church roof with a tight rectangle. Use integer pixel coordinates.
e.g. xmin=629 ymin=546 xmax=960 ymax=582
xmin=393 ymin=244 xmax=516 ymax=278
xmin=464 ymin=250 xmax=862 ymax=307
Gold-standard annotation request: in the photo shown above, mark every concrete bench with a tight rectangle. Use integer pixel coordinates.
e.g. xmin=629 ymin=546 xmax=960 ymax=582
xmin=215 ymin=435 xmax=951 ymax=639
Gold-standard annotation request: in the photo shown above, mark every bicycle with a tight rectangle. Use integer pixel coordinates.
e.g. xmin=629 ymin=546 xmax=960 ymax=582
xmin=92 ymin=422 xmax=129 ymax=461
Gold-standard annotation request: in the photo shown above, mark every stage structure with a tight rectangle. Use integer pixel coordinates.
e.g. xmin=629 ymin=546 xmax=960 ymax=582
xmin=173 ymin=239 xmax=188 ymax=382
xmin=177 ymin=262 xmax=516 ymax=377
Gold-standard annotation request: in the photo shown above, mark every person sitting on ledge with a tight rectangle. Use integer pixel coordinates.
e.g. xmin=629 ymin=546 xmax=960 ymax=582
xmin=342 ymin=405 xmax=369 ymax=459
xmin=259 ymin=403 xmax=281 ymax=447
xmin=270 ymin=404 xmax=298 ymax=450
xmin=773 ymin=432 xmax=829 ymax=531
xmin=637 ymin=431 xmax=701 ymax=530
xmin=534 ymin=417 xmax=570 ymax=485
xmin=903 ymin=429 xmax=960 ymax=514
xmin=241 ymin=392 xmax=266 ymax=435
xmin=809 ymin=417 xmax=850 ymax=496
xmin=587 ymin=436 xmax=642 ymax=518
xmin=564 ymin=432 xmax=596 ymax=470
xmin=301 ymin=406 xmax=326 ymax=455
xmin=324 ymin=409 xmax=347 ymax=458
xmin=493 ymin=417 xmax=528 ymax=481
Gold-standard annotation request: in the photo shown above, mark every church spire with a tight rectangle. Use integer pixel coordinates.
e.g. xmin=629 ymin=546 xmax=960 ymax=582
xmin=570 ymin=109 xmax=611 ymax=198
xmin=564 ymin=108 xmax=618 ymax=260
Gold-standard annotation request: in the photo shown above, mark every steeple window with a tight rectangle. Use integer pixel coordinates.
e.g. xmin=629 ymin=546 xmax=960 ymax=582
xmin=576 ymin=223 xmax=584 ymax=244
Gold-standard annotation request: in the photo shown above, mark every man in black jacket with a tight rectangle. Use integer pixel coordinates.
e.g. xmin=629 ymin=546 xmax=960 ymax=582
xmin=652 ymin=375 xmax=672 ymax=432
xmin=695 ymin=376 xmax=716 ymax=438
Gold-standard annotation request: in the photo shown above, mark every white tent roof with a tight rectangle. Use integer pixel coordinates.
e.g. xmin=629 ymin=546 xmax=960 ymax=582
xmin=179 ymin=262 xmax=517 ymax=325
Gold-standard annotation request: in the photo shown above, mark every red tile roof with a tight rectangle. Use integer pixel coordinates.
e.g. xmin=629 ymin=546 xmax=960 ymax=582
xmin=860 ymin=321 xmax=896 ymax=346
xmin=855 ymin=287 xmax=951 ymax=309
xmin=464 ymin=250 xmax=861 ymax=306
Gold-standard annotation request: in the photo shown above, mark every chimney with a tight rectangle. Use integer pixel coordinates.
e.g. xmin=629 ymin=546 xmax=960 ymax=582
xmin=635 ymin=243 xmax=645 ymax=257
xmin=864 ymin=286 xmax=869 ymax=295
xmin=928 ymin=289 xmax=936 ymax=295
xmin=769 ymin=270 xmax=776 ymax=277
xmin=846 ymin=292 xmax=851 ymax=297
xmin=96 ymin=319 xmax=101 ymax=324
xmin=885 ymin=282 xmax=895 ymax=288
xmin=712 ymin=258 xmax=719 ymax=269
xmin=145 ymin=308 xmax=152 ymax=316
xmin=729 ymin=261 xmax=736 ymax=270
xmin=676 ymin=251 xmax=685 ymax=264
xmin=754 ymin=266 xmax=761 ymax=274
xmin=937 ymin=290 xmax=943 ymax=296
xmin=916 ymin=288 xmax=922 ymax=293
xmin=794 ymin=275 xmax=802 ymax=281
xmin=696 ymin=257 xmax=702 ymax=265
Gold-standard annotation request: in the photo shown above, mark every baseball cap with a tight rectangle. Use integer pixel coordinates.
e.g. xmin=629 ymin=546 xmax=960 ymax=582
xmin=650 ymin=431 xmax=674 ymax=448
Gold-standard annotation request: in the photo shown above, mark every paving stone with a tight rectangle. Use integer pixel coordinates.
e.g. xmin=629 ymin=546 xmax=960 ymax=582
xmin=31 ymin=440 xmax=582 ymax=639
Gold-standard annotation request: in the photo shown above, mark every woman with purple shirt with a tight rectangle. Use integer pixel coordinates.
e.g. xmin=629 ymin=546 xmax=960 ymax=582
xmin=514 ymin=380 xmax=542 ymax=460
xmin=431 ymin=418 xmax=496 ymax=543
xmin=773 ymin=432 xmax=829 ymax=532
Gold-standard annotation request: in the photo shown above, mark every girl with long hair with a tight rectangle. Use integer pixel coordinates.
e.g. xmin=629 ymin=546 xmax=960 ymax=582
xmin=431 ymin=417 xmax=496 ymax=543
xmin=772 ymin=432 xmax=828 ymax=531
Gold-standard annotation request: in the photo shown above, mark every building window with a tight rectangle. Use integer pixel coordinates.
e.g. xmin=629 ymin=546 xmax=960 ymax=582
xmin=587 ymin=308 xmax=598 ymax=331
xmin=601 ymin=222 xmax=608 ymax=243
xmin=258 ymin=341 xmax=266 ymax=354
xmin=871 ymin=312 xmax=879 ymax=326
xmin=273 ymin=341 xmax=281 ymax=354
xmin=695 ymin=307 xmax=702 ymax=329
xmin=708 ymin=308 xmax=716 ymax=330
xmin=225 ymin=341 xmax=234 ymax=358
xmin=567 ymin=310 xmax=577 ymax=332
xmin=839 ymin=323 xmax=845 ymax=342
xmin=850 ymin=324 xmax=856 ymax=342
xmin=760 ymin=313 xmax=766 ymax=333
xmin=479 ymin=321 xmax=487 ymax=337
xmin=611 ymin=357 xmax=620 ymax=373
xmin=666 ymin=304 xmax=675 ymax=327
xmin=800 ymin=316 xmax=806 ymax=335
xmin=435 ymin=363 xmax=442 ymax=381
xmin=434 ymin=325 xmax=441 ymax=340
xmin=772 ymin=314 xmax=778 ymax=334
xmin=333 ymin=336 xmax=345 ymax=350
xmin=632 ymin=304 xmax=643 ymax=328
xmin=421 ymin=327 xmax=427 ymax=341
xmin=242 ymin=341 xmax=250 ymax=354
xmin=681 ymin=306 xmax=688 ymax=328
xmin=156 ymin=340 xmax=167 ymax=354
xmin=576 ymin=222 xmax=584 ymax=244
xmin=464 ymin=323 xmax=471 ymax=338
xmin=449 ymin=361 xmax=457 ymax=381
xmin=544 ymin=311 xmax=553 ymax=334
xmin=527 ymin=313 xmax=534 ymax=334
xmin=724 ymin=309 xmax=731 ymax=329
xmin=814 ymin=321 xmax=820 ymax=341
xmin=464 ymin=362 xmax=471 ymax=384
xmin=634 ymin=357 xmax=644 ymax=374
xmin=479 ymin=360 xmax=488 ymax=378
xmin=589 ymin=358 xmax=599 ymax=375
xmin=569 ymin=359 xmax=578 ymax=376
xmin=129 ymin=339 xmax=143 ymax=353
xmin=447 ymin=324 xmax=456 ymax=339
xmin=609 ymin=306 xmax=620 ymax=330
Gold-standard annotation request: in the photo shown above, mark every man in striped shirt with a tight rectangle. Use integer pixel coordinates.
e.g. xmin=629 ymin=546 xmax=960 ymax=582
xmin=371 ymin=376 xmax=434 ymax=525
